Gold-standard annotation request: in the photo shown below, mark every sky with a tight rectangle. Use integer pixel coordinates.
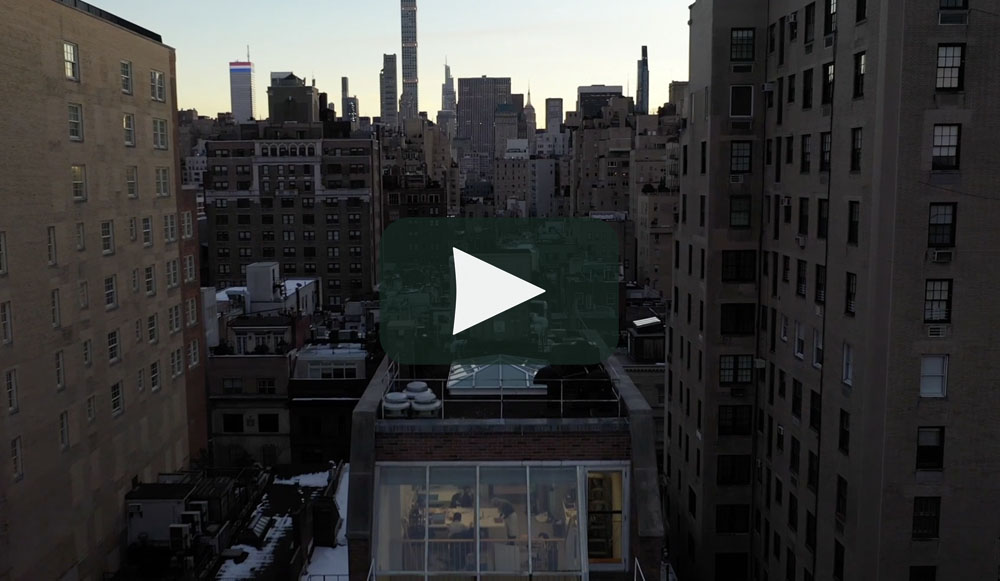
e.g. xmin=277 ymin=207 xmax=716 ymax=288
xmin=95 ymin=0 xmax=690 ymax=127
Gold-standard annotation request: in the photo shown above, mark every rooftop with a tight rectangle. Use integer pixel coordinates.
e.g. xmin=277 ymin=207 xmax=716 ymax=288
xmin=124 ymin=482 xmax=194 ymax=501
xmin=54 ymin=0 xmax=162 ymax=43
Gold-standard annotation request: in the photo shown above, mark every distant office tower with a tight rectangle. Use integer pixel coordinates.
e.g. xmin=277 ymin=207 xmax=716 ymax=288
xmin=545 ymin=97 xmax=563 ymax=132
xmin=636 ymin=46 xmax=649 ymax=114
xmin=341 ymin=77 xmax=350 ymax=122
xmin=577 ymin=85 xmax=623 ymax=119
xmin=345 ymin=96 xmax=359 ymax=127
xmin=267 ymin=72 xmax=320 ymax=124
xmin=229 ymin=60 xmax=255 ymax=121
xmin=523 ymin=90 xmax=537 ymax=151
xmin=437 ymin=63 xmax=457 ymax=138
xmin=0 ymin=2 xmax=204 ymax=578
xmin=380 ymin=54 xmax=399 ymax=129
xmin=400 ymin=0 xmax=419 ymax=121
xmin=457 ymin=76 xmax=511 ymax=180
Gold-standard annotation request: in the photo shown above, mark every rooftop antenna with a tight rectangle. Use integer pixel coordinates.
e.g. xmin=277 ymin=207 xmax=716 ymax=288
xmin=246 ymin=45 xmax=250 ymax=61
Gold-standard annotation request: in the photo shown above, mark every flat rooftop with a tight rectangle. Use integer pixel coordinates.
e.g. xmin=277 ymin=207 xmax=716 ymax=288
xmin=54 ymin=0 xmax=162 ymax=43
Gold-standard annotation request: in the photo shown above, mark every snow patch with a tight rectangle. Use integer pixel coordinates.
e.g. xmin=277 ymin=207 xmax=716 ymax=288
xmin=273 ymin=472 xmax=330 ymax=488
xmin=300 ymin=464 xmax=350 ymax=578
xmin=216 ymin=515 xmax=293 ymax=580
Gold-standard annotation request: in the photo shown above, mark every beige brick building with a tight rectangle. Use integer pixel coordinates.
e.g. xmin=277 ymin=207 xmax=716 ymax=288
xmin=667 ymin=1 xmax=1000 ymax=580
xmin=0 ymin=1 xmax=195 ymax=578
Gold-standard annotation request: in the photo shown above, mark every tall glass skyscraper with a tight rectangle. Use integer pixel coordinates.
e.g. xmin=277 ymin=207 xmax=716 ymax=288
xmin=229 ymin=60 xmax=255 ymax=122
xmin=400 ymin=0 xmax=418 ymax=121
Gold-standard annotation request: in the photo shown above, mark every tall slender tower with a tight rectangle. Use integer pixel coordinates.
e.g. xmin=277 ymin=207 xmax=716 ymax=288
xmin=636 ymin=45 xmax=649 ymax=115
xmin=341 ymin=76 xmax=350 ymax=122
xmin=400 ymin=0 xmax=418 ymax=121
xmin=380 ymin=54 xmax=398 ymax=129
xmin=229 ymin=59 xmax=255 ymax=121
xmin=437 ymin=62 xmax=457 ymax=138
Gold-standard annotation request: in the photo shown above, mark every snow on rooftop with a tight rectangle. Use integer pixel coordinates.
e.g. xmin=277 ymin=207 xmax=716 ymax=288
xmin=273 ymin=472 xmax=330 ymax=488
xmin=216 ymin=515 xmax=293 ymax=580
xmin=300 ymin=464 xmax=350 ymax=579
xmin=633 ymin=316 xmax=661 ymax=328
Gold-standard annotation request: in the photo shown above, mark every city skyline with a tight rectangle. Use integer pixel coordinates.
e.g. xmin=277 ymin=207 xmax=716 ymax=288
xmin=93 ymin=0 xmax=689 ymax=120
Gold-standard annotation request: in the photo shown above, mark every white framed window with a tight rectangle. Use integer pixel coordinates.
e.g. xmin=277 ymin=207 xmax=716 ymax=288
xmin=68 ymin=103 xmax=83 ymax=141
xmin=843 ymin=342 xmax=854 ymax=385
xmin=110 ymin=382 xmax=124 ymax=416
xmin=71 ymin=165 xmax=87 ymax=201
xmin=166 ymin=259 xmax=179 ymax=287
xmin=48 ymin=226 xmax=59 ymax=263
xmin=103 ymin=275 xmax=117 ymax=308
xmin=11 ymin=436 xmax=23 ymax=480
xmin=0 ymin=231 xmax=7 ymax=274
xmin=126 ymin=166 xmax=138 ymax=198
xmin=150 ymin=70 xmax=166 ymax=101
xmin=55 ymin=350 xmax=65 ymax=389
xmin=59 ymin=411 xmax=69 ymax=449
xmin=130 ymin=269 xmax=139 ymax=293
xmin=120 ymin=60 xmax=133 ymax=94
xmin=63 ymin=42 xmax=79 ymax=80
xmin=170 ymin=348 xmax=183 ymax=377
xmin=163 ymin=214 xmax=177 ymax=242
xmin=813 ymin=328 xmax=824 ymax=368
xmin=188 ymin=340 xmax=200 ymax=368
xmin=100 ymin=221 xmax=114 ymax=254
xmin=920 ymin=355 xmax=948 ymax=398
xmin=5 ymin=369 xmax=18 ymax=413
xmin=155 ymin=167 xmax=170 ymax=196
xmin=147 ymin=314 xmax=158 ymax=343
xmin=107 ymin=329 xmax=120 ymax=362
xmin=86 ymin=395 xmax=96 ymax=422
xmin=153 ymin=119 xmax=168 ymax=149
xmin=144 ymin=265 xmax=156 ymax=295
xmin=0 ymin=301 xmax=10 ymax=343
xmin=141 ymin=217 xmax=152 ymax=246
xmin=186 ymin=297 xmax=198 ymax=326
xmin=794 ymin=321 xmax=805 ymax=358
xmin=150 ymin=361 xmax=160 ymax=391
xmin=134 ymin=319 xmax=141 ymax=342
xmin=123 ymin=113 xmax=135 ymax=146
xmin=168 ymin=304 xmax=181 ymax=332
xmin=128 ymin=218 xmax=137 ymax=241
xmin=50 ymin=289 xmax=61 ymax=327
xmin=136 ymin=368 xmax=144 ymax=392
xmin=83 ymin=339 xmax=92 ymax=366
xmin=77 ymin=280 xmax=89 ymax=308
xmin=74 ymin=223 xmax=85 ymax=251
xmin=182 ymin=211 xmax=193 ymax=239
xmin=184 ymin=255 xmax=195 ymax=282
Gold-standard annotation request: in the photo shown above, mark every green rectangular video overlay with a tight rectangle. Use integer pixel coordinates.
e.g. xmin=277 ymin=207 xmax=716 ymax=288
xmin=380 ymin=218 xmax=620 ymax=364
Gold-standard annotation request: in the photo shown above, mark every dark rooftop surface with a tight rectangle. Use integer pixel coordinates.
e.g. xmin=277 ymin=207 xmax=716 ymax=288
xmin=54 ymin=0 xmax=163 ymax=43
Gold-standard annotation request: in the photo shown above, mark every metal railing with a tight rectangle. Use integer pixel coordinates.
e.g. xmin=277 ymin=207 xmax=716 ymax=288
xmin=634 ymin=557 xmax=647 ymax=581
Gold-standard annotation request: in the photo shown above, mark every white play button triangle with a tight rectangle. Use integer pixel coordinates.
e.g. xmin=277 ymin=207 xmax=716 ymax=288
xmin=452 ymin=247 xmax=546 ymax=335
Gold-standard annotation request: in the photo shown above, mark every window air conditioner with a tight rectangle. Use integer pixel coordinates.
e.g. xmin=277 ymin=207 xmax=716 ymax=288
xmin=754 ymin=358 xmax=767 ymax=369
xmin=169 ymin=523 xmax=192 ymax=552
xmin=926 ymin=325 xmax=950 ymax=338
xmin=824 ymin=34 xmax=836 ymax=48
xmin=931 ymin=249 xmax=954 ymax=263
xmin=762 ymin=82 xmax=775 ymax=93
xmin=730 ymin=174 xmax=744 ymax=184
xmin=782 ymin=196 xmax=793 ymax=206
xmin=795 ymin=235 xmax=807 ymax=248
xmin=180 ymin=511 xmax=203 ymax=534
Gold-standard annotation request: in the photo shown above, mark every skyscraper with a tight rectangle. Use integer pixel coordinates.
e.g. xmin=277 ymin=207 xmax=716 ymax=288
xmin=577 ymin=85 xmax=623 ymax=119
xmin=437 ymin=62 xmax=457 ymax=138
xmin=229 ymin=60 xmax=255 ymax=121
xmin=545 ymin=97 xmax=563 ymax=132
xmin=380 ymin=54 xmax=398 ymax=129
xmin=523 ymin=89 xmax=536 ymax=152
xmin=341 ymin=76 xmax=350 ymax=123
xmin=400 ymin=0 xmax=418 ymax=121
xmin=456 ymin=76 xmax=511 ymax=181
xmin=636 ymin=45 xmax=649 ymax=115
xmin=668 ymin=1 xmax=1000 ymax=580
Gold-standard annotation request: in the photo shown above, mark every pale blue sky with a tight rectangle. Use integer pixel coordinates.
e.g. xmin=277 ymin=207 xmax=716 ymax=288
xmin=96 ymin=0 xmax=690 ymax=125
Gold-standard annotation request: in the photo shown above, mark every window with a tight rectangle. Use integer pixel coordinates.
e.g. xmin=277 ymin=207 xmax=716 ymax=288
xmin=824 ymin=0 xmax=838 ymax=34
xmin=716 ymin=504 xmax=750 ymax=534
xmin=924 ymin=279 xmax=952 ymax=322
xmin=150 ymin=70 xmax=166 ymax=101
xmin=5 ymin=370 xmax=18 ymax=413
xmin=11 ymin=436 xmax=23 ymax=480
xmin=940 ymin=0 xmax=968 ymax=8
xmin=155 ymin=167 xmax=170 ymax=196
xmin=856 ymin=0 xmax=867 ymax=20
xmin=717 ymin=455 xmax=751 ymax=485
xmin=50 ymin=289 xmax=61 ymax=327
xmin=815 ymin=264 xmax=827 ymax=303
xmin=103 ymin=276 xmax=117 ymax=308
xmin=127 ymin=218 xmax=137 ymax=242
xmin=147 ymin=314 xmax=158 ymax=343
xmin=805 ymin=3 xmax=816 ymax=42
xmin=107 ymin=329 xmax=121 ymax=362
xmin=182 ymin=211 xmax=193 ymax=239
xmin=842 ymin=342 xmax=854 ymax=384
xmin=822 ymin=63 xmax=834 ymax=104
xmin=853 ymin=52 xmax=865 ymax=97
xmin=813 ymin=328 xmax=824 ymax=366
xmin=790 ymin=437 xmax=801 ymax=474
xmin=682 ymin=145 xmax=688 ymax=175
xmin=730 ymin=196 xmax=752 ymax=228
xmin=731 ymin=28 xmax=755 ymax=61
xmin=120 ymin=60 xmax=133 ymax=93
xmin=257 ymin=378 xmax=277 ymax=394
xmin=0 ymin=231 xmax=6 ymax=274
xmin=688 ymin=486 xmax=697 ymax=517
xmin=912 ymin=497 xmax=941 ymax=539
xmin=909 ymin=566 xmax=937 ymax=581
xmin=796 ymin=260 xmax=807 ymax=296
xmin=927 ymin=203 xmax=956 ymax=247
xmin=721 ymin=250 xmax=756 ymax=282
xmin=920 ymin=355 xmax=948 ymax=397
xmin=100 ymin=221 xmax=114 ymax=254
xmin=788 ymin=73 xmax=796 ymax=103
xmin=800 ymin=134 xmax=812 ymax=173
xmin=835 ymin=476 xmax=848 ymax=520
xmin=183 ymin=255 xmax=196 ymax=282
xmin=121 ymin=112 xmax=137 ymax=146
xmin=850 ymin=127 xmax=863 ymax=171
xmin=222 ymin=378 xmax=244 ymax=394
xmin=916 ymin=427 xmax=945 ymax=470
xmin=83 ymin=339 xmax=92 ymax=366
xmin=730 ymin=141 xmax=752 ymax=173
xmin=817 ymin=199 xmax=829 ymax=238
xmin=150 ymin=361 xmax=160 ymax=391
xmin=86 ymin=394 xmax=96 ymax=422
xmin=153 ymin=119 xmax=168 ymax=149
xmin=74 ymin=223 xmax=85 ymax=251
xmin=170 ymin=348 xmax=183 ymax=376
xmin=730 ymin=86 xmax=754 ymax=117
xmin=144 ymin=265 xmax=156 ymax=295
xmin=931 ymin=124 xmax=960 ymax=170
xmin=71 ymin=165 xmax=87 ymax=201
xmin=936 ymin=44 xmax=965 ymax=90
xmin=844 ymin=272 xmax=858 ymax=316
xmin=839 ymin=410 xmax=850 ymax=453
xmin=720 ymin=355 xmax=753 ymax=384
xmin=809 ymin=390 xmax=822 ymax=430
xmin=258 ymin=413 xmax=280 ymax=433
xmin=110 ymin=382 xmax=123 ymax=416
xmin=0 ymin=302 xmax=10 ymax=344
xmin=718 ymin=405 xmax=752 ymax=435
xmin=781 ymin=314 xmax=789 ymax=341
xmin=63 ymin=42 xmax=79 ymax=80
xmin=167 ymin=259 xmax=179 ymax=288
xmin=794 ymin=321 xmax=805 ymax=358
xmin=186 ymin=297 xmax=198 ymax=326
xmin=168 ymin=304 xmax=181 ymax=332
xmin=142 ymin=217 xmax=152 ymax=246
xmin=803 ymin=68 xmax=814 ymax=109
xmin=222 ymin=413 xmax=244 ymax=433
xmin=68 ymin=103 xmax=83 ymax=141
xmin=820 ymin=132 xmax=832 ymax=171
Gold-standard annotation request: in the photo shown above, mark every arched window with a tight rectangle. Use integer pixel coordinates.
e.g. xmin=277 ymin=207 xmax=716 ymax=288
xmin=290 ymin=146 xmax=299 ymax=157
xmin=307 ymin=146 xmax=315 ymax=156
xmin=270 ymin=146 xmax=278 ymax=157
xmin=279 ymin=145 xmax=288 ymax=156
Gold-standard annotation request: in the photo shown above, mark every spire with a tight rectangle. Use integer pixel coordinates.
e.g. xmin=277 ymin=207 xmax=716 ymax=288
xmin=526 ymin=84 xmax=531 ymax=106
